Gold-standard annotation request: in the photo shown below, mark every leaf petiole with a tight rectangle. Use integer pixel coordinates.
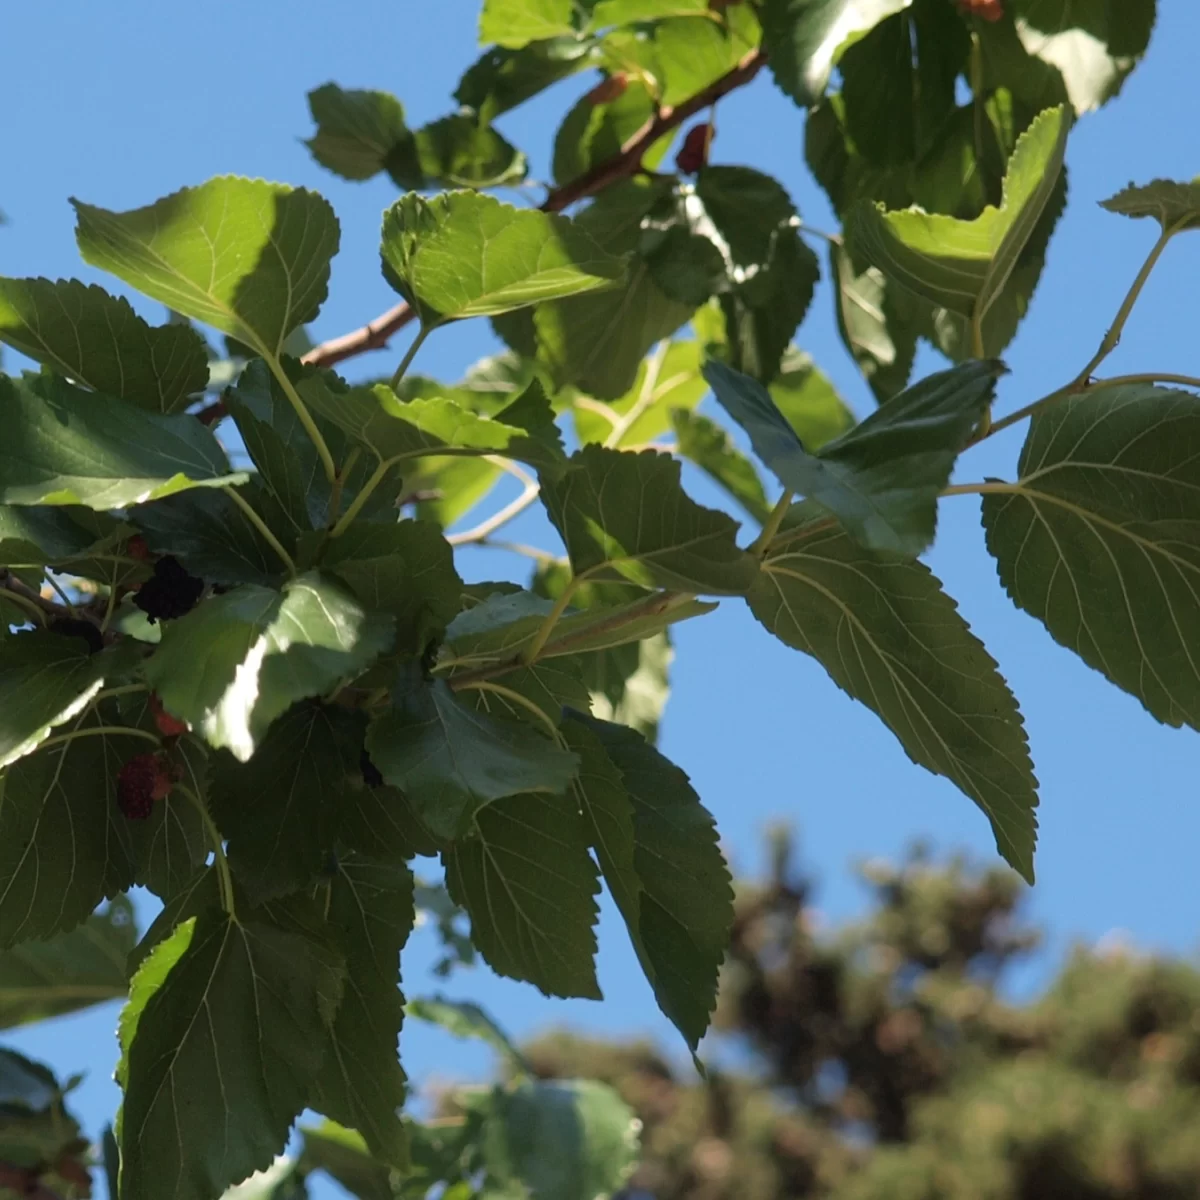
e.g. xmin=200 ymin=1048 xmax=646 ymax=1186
xmin=177 ymin=783 xmax=235 ymax=917
xmin=521 ymin=574 xmax=584 ymax=665
xmin=390 ymin=326 xmax=431 ymax=391
xmin=225 ymin=487 xmax=297 ymax=576
xmin=265 ymin=354 xmax=338 ymax=485
xmin=751 ymin=490 xmax=794 ymax=557
xmin=38 ymin=725 xmax=160 ymax=753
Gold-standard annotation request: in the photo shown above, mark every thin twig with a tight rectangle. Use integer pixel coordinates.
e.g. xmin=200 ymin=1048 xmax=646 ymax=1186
xmin=448 ymin=459 xmax=541 ymax=547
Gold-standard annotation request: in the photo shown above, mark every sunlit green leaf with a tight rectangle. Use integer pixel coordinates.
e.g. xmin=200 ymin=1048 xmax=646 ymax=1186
xmin=456 ymin=38 xmax=600 ymax=121
xmin=480 ymin=0 xmax=576 ymax=47
xmin=73 ymin=176 xmax=340 ymax=361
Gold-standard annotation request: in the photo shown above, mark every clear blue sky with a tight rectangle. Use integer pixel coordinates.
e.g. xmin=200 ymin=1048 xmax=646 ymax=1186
xmin=4 ymin=3 xmax=1200 ymax=1193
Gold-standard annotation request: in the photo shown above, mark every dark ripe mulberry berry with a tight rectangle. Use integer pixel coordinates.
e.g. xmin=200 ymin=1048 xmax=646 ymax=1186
xmin=48 ymin=617 xmax=105 ymax=655
xmin=133 ymin=555 xmax=205 ymax=623
xmin=361 ymin=747 xmax=384 ymax=789
xmin=676 ymin=122 xmax=714 ymax=176
xmin=149 ymin=692 xmax=189 ymax=738
xmin=117 ymin=752 xmax=174 ymax=820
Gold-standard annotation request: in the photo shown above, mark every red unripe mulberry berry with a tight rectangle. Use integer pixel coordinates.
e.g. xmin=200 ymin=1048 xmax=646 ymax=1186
xmin=149 ymin=692 xmax=189 ymax=738
xmin=117 ymin=752 xmax=175 ymax=820
xmin=676 ymin=123 xmax=714 ymax=176
xmin=956 ymin=0 xmax=1004 ymax=21
xmin=126 ymin=535 xmax=152 ymax=561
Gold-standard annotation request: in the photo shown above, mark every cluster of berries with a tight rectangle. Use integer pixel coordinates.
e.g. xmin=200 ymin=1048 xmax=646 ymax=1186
xmin=129 ymin=539 xmax=205 ymax=623
xmin=116 ymin=694 xmax=188 ymax=820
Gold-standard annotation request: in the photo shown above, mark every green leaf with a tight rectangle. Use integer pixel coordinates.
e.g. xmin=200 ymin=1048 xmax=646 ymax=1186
xmin=209 ymin=704 xmax=354 ymax=902
xmin=569 ymin=716 xmax=732 ymax=1048
xmin=299 ymin=520 xmax=461 ymax=656
xmin=299 ymin=1122 xmax=393 ymax=1200
xmin=380 ymin=191 xmax=624 ymax=329
xmin=131 ymin=486 xmax=291 ymax=587
xmin=144 ymin=573 xmax=395 ymax=761
xmin=220 ymin=1158 xmax=309 ymax=1200
xmin=73 ymin=177 xmax=339 ymax=361
xmin=761 ymin=0 xmax=910 ymax=105
xmin=366 ymin=670 xmax=580 ymax=841
xmin=573 ymin=338 xmax=708 ymax=447
xmin=117 ymin=906 xmax=346 ymax=1200
xmin=0 ymin=506 xmax=127 ymax=568
xmin=407 ymin=995 xmax=529 ymax=1074
xmin=310 ymin=858 xmax=415 ymax=1168
xmin=446 ymin=585 xmax=716 ymax=662
xmin=301 ymin=379 xmax=564 ymax=475
xmin=0 ymin=373 xmax=243 ymax=509
xmin=416 ymin=115 xmax=527 ymax=189
xmin=830 ymin=242 xmax=917 ymax=403
xmin=655 ymin=10 xmax=761 ymax=108
xmin=589 ymin=0 xmax=707 ymax=24
xmin=0 ymin=708 xmax=140 ymax=946
xmin=1100 ymin=177 xmax=1200 ymax=234
xmin=127 ymin=734 xmax=210 ymax=899
xmin=982 ymin=383 xmax=1200 ymax=733
xmin=0 ymin=1048 xmax=89 ymax=1187
xmin=750 ymin=505 xmax=1038 ymax=880
xmin=305 ymin=84 xmax=421 ymax=186
xmin=458 ymin=657 xmax=593 ymax=731
xmin=552 ymin=80 xmax=663 ymax=188
xmin=456 ymin=38 xmax=600 ymax=121
xmin=480 ymin=0 xmax=576 ymax=47
xmin=768 ymin=349 xmax=857 ymax=450
xmin=671 ymin=409 xmax=770 ymax=522
xmin=530 ymin=181 xmax=696 ymax=399
xmin=0 ymin=632 xmax=111 ymax=769
xmin=704 ymin=359 xmax=1000 ymax=557
xmin=483 ymin=1079 xmax=640 ymax=1200
xmin=847 ymin=105 xmax=1071 ymax=329
xmin=0 ymin=278 xmax=208 ymax=414
xmin=0 ymin=897 xmax=135 ymax=1030
xmin=1003 ymin=0 xmax=1156 ymax=114
xmin=444 ymin=790 xmax=601 ymax=998
xmin=540 ymin=444 xmax=759 ymax=593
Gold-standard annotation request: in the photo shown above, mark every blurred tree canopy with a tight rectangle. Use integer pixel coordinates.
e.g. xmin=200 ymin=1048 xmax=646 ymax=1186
xmin=520 ymin=832 xmax=1200 ymax=1199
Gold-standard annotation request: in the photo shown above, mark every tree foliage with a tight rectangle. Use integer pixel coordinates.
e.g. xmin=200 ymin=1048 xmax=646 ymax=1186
xmin=0 ymin=0 xmax=1192 ymax=1195
xmin=522 ymin=831 xmax=1200 ymax=1199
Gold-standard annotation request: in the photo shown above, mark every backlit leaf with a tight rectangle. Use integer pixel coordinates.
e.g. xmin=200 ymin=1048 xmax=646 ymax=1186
xmin=480 ymin=0 xmax=576 ymax=47
xmin=751 ymin=505 xmax=1038 ymax=880
xmin=1100 ymin=177 xmax=1200 ymax=235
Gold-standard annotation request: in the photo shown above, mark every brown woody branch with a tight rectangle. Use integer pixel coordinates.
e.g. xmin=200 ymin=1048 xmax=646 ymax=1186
xmin=193 ymin=47 xmax=766 ymax=427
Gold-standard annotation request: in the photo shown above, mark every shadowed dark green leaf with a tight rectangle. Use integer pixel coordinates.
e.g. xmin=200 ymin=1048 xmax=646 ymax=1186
xmin=380 ymin=191 xmax=625 ymax=329
xmin=408 ymin=994 xmax=530 ymax=1074
xmin=144 ymin=574 xmax=395 ymax=762
xmin=552 ymin=80 xmax=666 ymax=188
xmin=570 ymin=716 xmax=732 ymax=1048
xmin=704 ymin=359 xmax=1000 ymax=556
xmin=1100 ymin=177 xmax=1200 ymax=234
xmin=0 ymin=506 xmax=127 ymax=568
xmin=416 ymin=114 xmax=527 ymax=189
xmin=366 ymin=670 xmax=580 ymax=841
xmin=768 ymin=350 xmax=857 ymax=449
xmin=751 ymin=505 xmax=1038 ymax=880
xmin=311 ymin=858 xmax=415 ymax=1168
xmin=305 ymin=84 xmax=421 ymax=186
xmin=982 ymin=383 xmax=1200 ymax=733
xmin=671 ymin=409 xmax=770 ymax=522
xmin=444 ymin=790 xmax=601 ymax=998
xmin=456 ymin=38 xmax=600 ymax=121
xmin=0 ymin=897 xmax=135 ymax=1030
xmin=0 ymin=278 xmax=208 ymax=413
xmin=761 ymin=0 xmax=910 ymax=105
xmin=0 ymin=374 xmax=243 ymax=509
xmin=73 ymin=177 xmax=340 ymax=361
xmin=541 ymin=444 xmax=759 ymax=593
xmin=0 ymin=708 xmax=139 ymax=946
xmin=299 ymin=1122 xmax=392 ymax=1200
xmin=300 ymin=521 xmax=461 ymax=656
xmin=117 ymin=906 xmax=345 ymax=1200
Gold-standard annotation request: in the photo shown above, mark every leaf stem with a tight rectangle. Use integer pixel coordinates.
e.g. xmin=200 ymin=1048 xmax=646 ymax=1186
xmin=94 ymin=684 xmax=147 ymax=702
xmin=0 ymin=586 xmax=47 ymax=626
xmin=391 ymin=326 xmax=431 ymax=391
xmin=1093 ymin=371 xmax=1200 ymax=391
xmin=329 ymin=459 xmax=395 ymax=538
xmin=225 ymin=488 xmax=296 ymax=576
xmin=940 ymin=481 xmax=1017 ymax=498
xmin=38 ymin=725 xmax=161 ymax=753
xmin=750 ymin=490 xmax=794 ymax=557
xmin=1072 ymin=222 xmax=1183 ymax=385
xmin=327 ymin=446 xmax=361 ymax=524
xmin=458 ymin=681 xmax=560 ymax=739
xmin=178 ymin=783 xmax=235 ymax=917
xmin=521 ymin=575 xmax=583 ymax=665
xmin=267 ymin=356 xmax=337 ymax=485
xmin=605 ymin=341 xmax=668 ymax=448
